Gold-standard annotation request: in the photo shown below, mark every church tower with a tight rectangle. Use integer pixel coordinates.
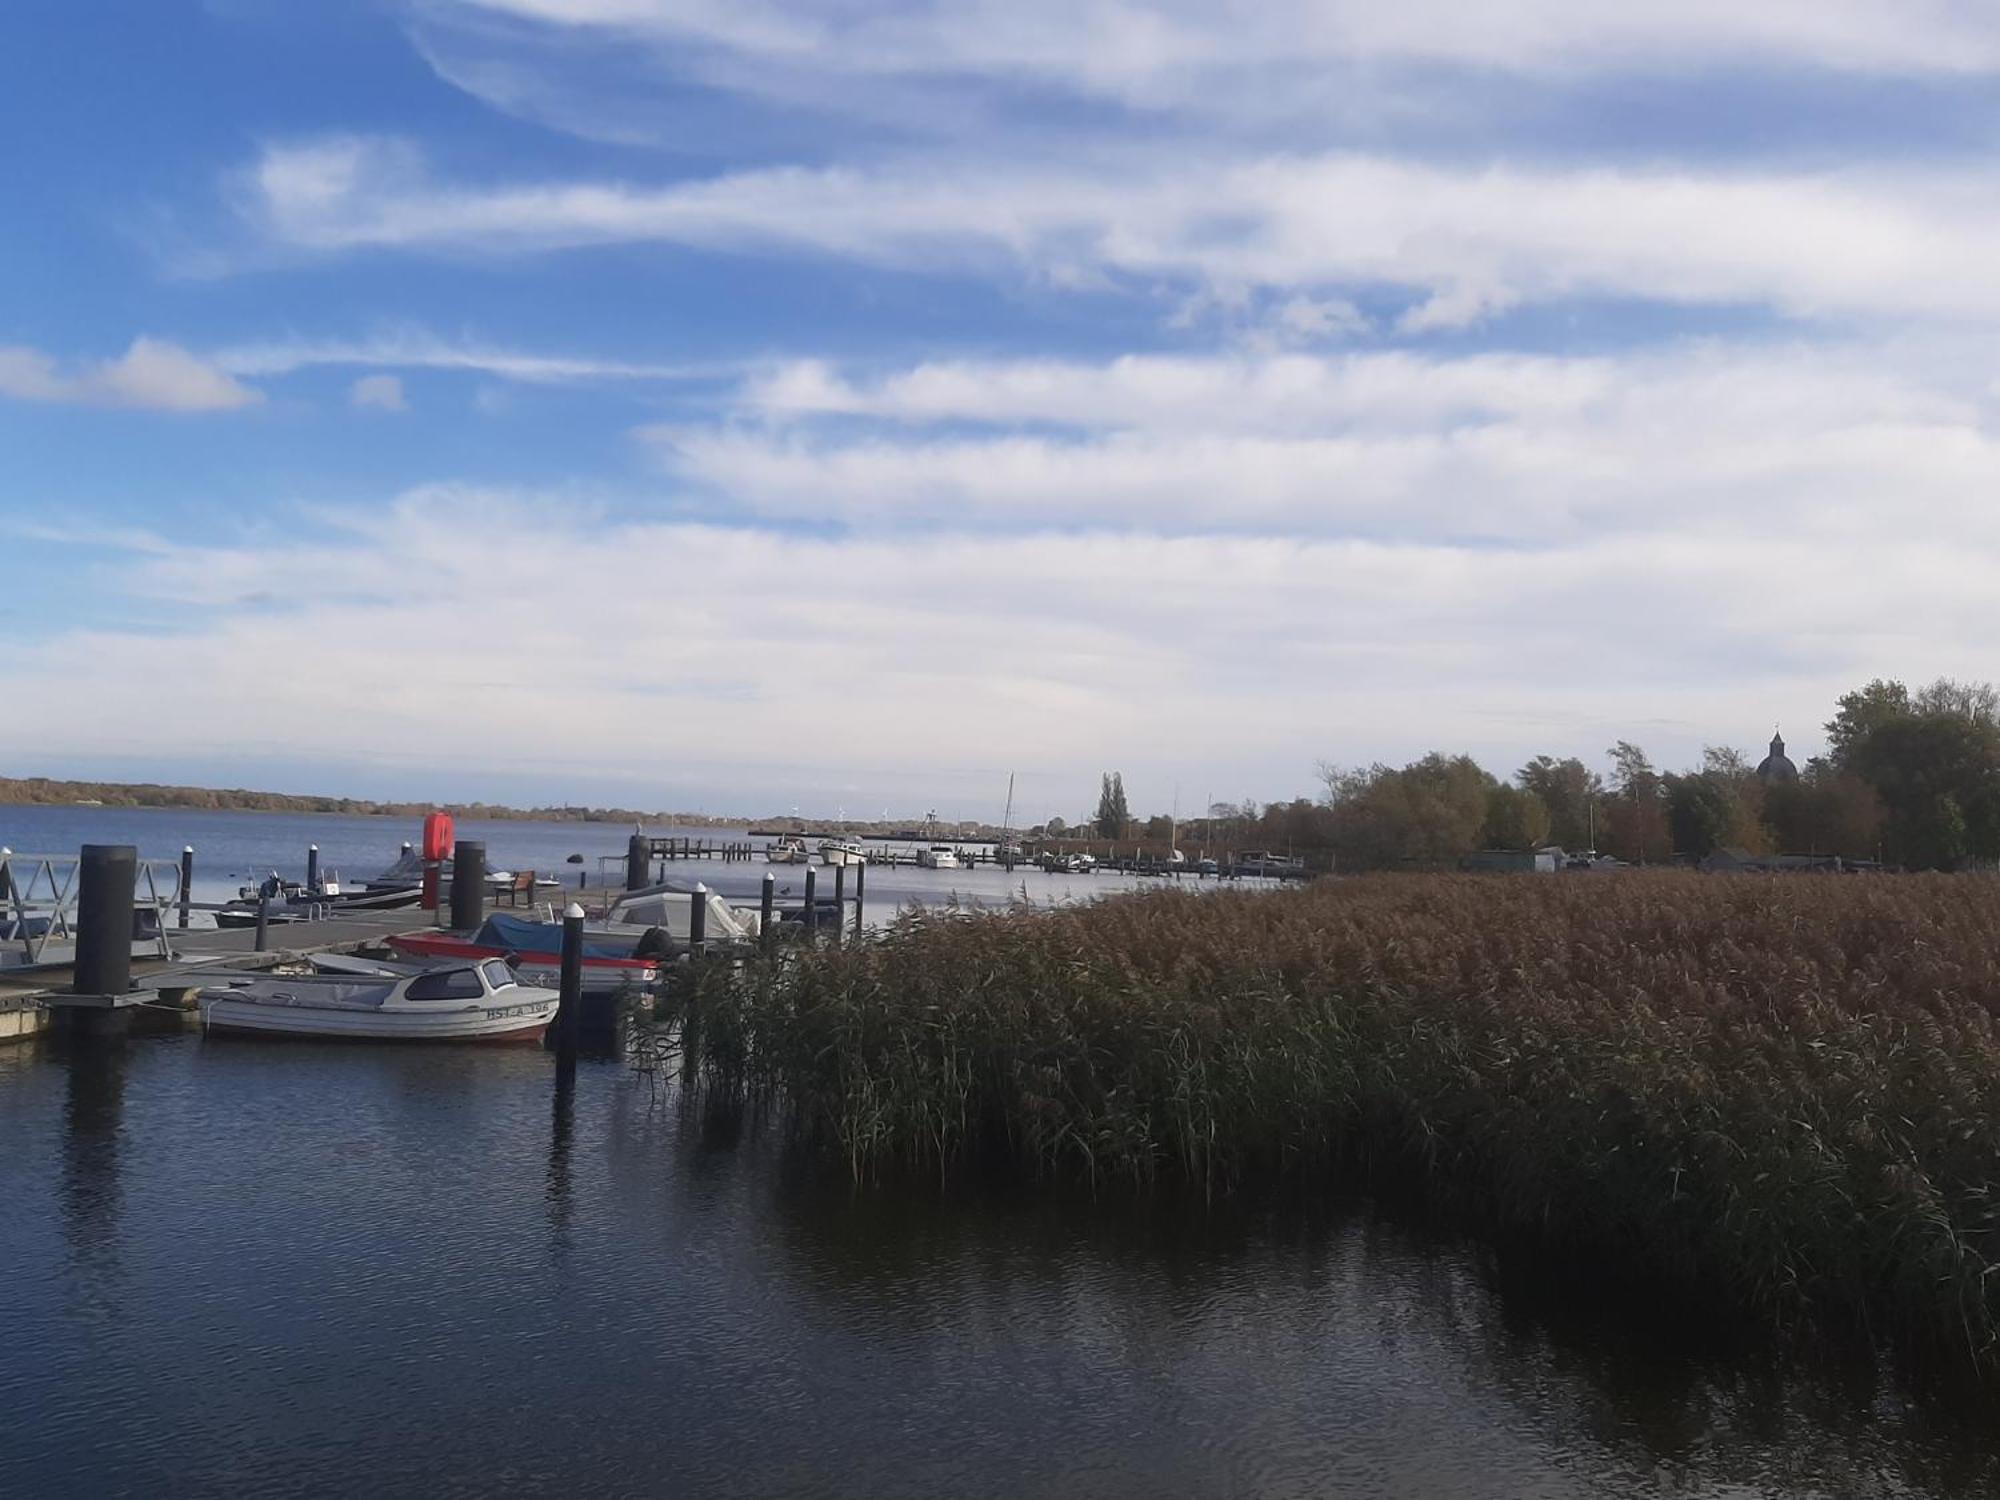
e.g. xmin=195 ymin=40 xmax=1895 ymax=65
xmin=1755 ymin=729 xmax=1799 ymax=784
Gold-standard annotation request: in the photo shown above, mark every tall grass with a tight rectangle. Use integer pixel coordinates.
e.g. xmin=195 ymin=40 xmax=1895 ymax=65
xmin=662 ymin=872 xmax=2000 ymax=1371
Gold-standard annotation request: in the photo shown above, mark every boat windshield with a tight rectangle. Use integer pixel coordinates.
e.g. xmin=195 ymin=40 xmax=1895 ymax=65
xmin=407 ymin=968 xmax=484 ymax=1002
xmin=481 ymin=960 xmax=515 ymax=991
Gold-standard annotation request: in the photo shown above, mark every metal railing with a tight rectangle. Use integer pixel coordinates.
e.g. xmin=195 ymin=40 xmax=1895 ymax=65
xmin=0 ymin=849 xmax=182 ymax=967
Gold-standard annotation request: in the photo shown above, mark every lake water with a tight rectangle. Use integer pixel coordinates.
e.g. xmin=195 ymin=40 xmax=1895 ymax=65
xmin=0 ymin=806 xmax=1201 ymax=924
xmin=2 ymin=1031 xmax=1997 ymax=1498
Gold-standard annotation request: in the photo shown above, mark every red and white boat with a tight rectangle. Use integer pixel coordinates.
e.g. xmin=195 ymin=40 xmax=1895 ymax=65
xmin=387 ymin=913 xmax=661 ymax=996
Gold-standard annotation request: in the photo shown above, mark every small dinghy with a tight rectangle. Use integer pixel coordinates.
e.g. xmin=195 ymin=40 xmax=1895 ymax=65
xmin=199 ymin=959 xmax=558 ymax=1042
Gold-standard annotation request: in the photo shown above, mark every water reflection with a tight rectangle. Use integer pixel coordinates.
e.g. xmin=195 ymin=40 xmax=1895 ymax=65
xmin=58 ymin=1037 xmax=126 ymax=1286
xmin=638 ymin=1098 xmax=2000 ymax=1498
xmin=7 ymin=1039 xmax=2000 ymax=1499
xmin=546 ymin=1056 xmax=575 ymax=1248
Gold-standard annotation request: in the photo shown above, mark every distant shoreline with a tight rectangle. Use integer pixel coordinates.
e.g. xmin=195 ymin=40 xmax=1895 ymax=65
xmin=0 ymin=778 xmax=1030 ymax=839
xmin=0 ymin=776 xmax=739 ymax=827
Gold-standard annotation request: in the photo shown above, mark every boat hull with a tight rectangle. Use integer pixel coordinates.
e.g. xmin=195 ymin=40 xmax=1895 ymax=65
xmin=201 ymin=997 xmax=556 ymax=1043
xmin=386 ymin=933 xmax=657 ymax=995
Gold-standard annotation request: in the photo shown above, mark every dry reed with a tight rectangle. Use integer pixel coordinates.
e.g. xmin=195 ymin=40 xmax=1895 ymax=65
xmin=663 ymin=872 xmax=2000 ymax=1371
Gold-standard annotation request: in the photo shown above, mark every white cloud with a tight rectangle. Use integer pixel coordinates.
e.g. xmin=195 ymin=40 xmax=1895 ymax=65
xmin=673 ymin=341 xmax=1998 ymax=542
xmin=350 ymin=373 xmax=408 ymax=410
xmin=234 ymin=138 xmax=2000 ymax=329
xmin=213 ymin=326 xmax=715 ymax=384
xmin=2 ymin=480 xmax=1993 ymax=811
xmin=0 ymin=338 xmax=261 ymax=412
xmin=433 ymin=1 xmax=2000 ymax=98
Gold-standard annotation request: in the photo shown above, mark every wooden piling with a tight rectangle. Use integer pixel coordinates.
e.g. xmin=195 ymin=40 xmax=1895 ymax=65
xmin=761 ymin=873 xmax=775 ymax=950
xmin=854 ymin=861 xmax=865 ymax=937
xmin=832 ymin=865 xmax=846 ymax=947
xmin=805 ymin=867 xmax=818 ymax=940
xmin=178 ymin=846 xmax=193 ymax=929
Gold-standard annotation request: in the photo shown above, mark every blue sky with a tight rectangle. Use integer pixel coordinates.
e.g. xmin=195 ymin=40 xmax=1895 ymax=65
xmin=5 ymin=1 xmax=2000 ymax=823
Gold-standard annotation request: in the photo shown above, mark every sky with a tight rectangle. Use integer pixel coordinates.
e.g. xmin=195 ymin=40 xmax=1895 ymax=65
xmin=4 ymin=1 xmax=1999 ymax=825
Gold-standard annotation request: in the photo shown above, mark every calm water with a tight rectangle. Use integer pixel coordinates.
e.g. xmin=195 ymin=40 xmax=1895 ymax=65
xmin=2 ymin=1033 xmax=1997 ymax=1498
xmin=0 ymin=805 xmax=1191 ymax=922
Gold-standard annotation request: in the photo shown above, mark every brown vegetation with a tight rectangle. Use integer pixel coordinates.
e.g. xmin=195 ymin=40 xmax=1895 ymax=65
xmin=672 ymin=872 xmax=2000 ymax=1375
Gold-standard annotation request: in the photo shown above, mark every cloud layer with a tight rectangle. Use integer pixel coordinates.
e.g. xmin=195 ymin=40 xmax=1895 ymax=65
xmin=5 ymin=478 xmax=1977 ymax=814
xmin=236 ymin=137 xmax=2000 ymax=330
xmin=0 ymin=338 xmax=261 ymax=412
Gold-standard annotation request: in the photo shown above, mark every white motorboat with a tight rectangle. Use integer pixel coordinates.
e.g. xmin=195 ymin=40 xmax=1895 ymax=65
xmin=818 ymin=839 xmax=868 ymax=867
xmin=199 ymin=959 xmax=558 ymax=1043
xmin=606 ymin=883 xmax=763 ymax=944
xmin=915 ymin=844 xmax=963 ymax=870
xmin=767 ymin=834 xmax=811 ymax=864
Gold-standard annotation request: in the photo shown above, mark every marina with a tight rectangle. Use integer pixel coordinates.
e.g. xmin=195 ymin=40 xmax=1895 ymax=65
xmin=5 ymin=806 xmax=2000 ymax=1497
xmin=0 ymin=807 xmax=1283 ymax=1044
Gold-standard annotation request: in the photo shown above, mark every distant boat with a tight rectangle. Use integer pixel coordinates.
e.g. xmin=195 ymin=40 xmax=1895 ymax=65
xmin=818 ymin=839 xmax=867 ymax=867
xmin=214 ymin=871 xmax=422 ymax=927
xmin=1236 ymin=851 xmax=1307 ymax=879
xmin=767 ymin=834 xmax=811 ymax=864
xmin=199 ymin=959 xmax=557 ymax=1043
xmin=915 ymin=844 xmax=963 ymax=870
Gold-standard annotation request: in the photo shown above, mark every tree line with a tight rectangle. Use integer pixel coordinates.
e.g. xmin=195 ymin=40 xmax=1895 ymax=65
xmin=1073 ymin=679 xmax=2000 ymax=872
xmin=0 ymin=776 xmax=697 ymax=825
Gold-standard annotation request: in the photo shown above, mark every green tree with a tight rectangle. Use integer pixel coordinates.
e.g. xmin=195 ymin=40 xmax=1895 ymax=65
xmin=1326 ymin=754 xmax=1494 ymax=868
xmin=1516 ymin=755 xmax=1603 ymax=850
xmin=1481 ymin=784 xmax=1551 ymax=850
xmin=1826 ymin=679 xmax=2000 ymax=868
xmin=1664 ymin=772 xmax=1752 ymax=858
xmin=1600 ymin=741 xmax=1670 ymax=863
xmin=1764 ymin=764 xmax=1883 ymax=858
xmin=1825 ymin=679 xmax=1912 ymax=766
xmin=1094 ymin=772 xmax=1131 ymax=838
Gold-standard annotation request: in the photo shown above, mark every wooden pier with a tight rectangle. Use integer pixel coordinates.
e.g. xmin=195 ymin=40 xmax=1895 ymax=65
xmin=2 ymin=833 xmax=866 ymax=1045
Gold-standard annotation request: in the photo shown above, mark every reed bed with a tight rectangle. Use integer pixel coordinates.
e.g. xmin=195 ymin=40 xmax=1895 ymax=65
xmin=664 ymin=872 xmax=2000 ymax=1371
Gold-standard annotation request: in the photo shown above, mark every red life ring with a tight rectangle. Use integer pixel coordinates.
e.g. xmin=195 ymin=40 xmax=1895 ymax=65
xmin=422 ymin=811 xmax=455 ymax=862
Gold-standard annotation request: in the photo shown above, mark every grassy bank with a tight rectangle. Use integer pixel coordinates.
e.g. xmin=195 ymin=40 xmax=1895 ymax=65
xmin=667 ymin=872 xmax=2000 ymax=1373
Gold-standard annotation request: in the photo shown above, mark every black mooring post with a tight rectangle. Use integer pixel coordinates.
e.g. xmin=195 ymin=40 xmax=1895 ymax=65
xmin=626 ymin=833 xmax=649 ymax=892
xmin=0 ymin=848 xmax=11 ymax=908
xmin=832 ymin=864 xmax=846 ymax=946
xmin=306 ymin=843 xmax=320 ymax=893
xmin=450 ymin=840 xmax=486 ymax=931
xmin=853 ymin=861 xmax=865 ymax=937
xmin=555 ymin=901 xmax=583 ymax=1060
xmin=254 ymin=890 xmax=270 ymax=952
xmin=74 ymin=844 xmax=136 ymax=999
xmin=760 ymin=873 xmax=775 ymax=950
xmin=804 ymin=867 xmax=818 ymax=940
xmin=690 ymin=883 xmax=708 ymax=955
xmin=178 ymin=846 xmax=193 ymax=929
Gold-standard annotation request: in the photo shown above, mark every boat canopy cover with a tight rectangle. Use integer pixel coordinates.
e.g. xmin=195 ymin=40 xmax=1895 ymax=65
xmin=609 ymin=886 xmax=759 ymax=942
xmin=475 ymin=912 xmax=648 ymax=959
